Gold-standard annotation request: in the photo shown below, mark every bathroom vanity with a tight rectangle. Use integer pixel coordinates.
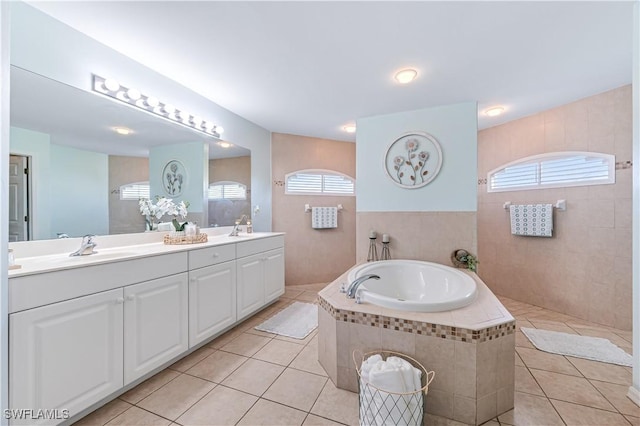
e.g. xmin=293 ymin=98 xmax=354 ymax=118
xmin=7 ymin=231 xmax=284 ymax=425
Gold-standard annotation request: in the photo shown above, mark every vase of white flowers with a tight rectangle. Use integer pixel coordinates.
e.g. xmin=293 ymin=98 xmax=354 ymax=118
xmin=139 ymin=197 xmax=189 ymax=232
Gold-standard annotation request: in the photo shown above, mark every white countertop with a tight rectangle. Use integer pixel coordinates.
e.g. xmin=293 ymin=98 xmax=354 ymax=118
xmin=9 ymin=231 xmax=284 ymax=278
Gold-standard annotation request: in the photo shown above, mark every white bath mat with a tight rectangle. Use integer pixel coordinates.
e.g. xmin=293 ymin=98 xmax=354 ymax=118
xmin=255 ymin=301 xmax=318 ymax=339
xmin=521 ymin=327 xmax=633 ymax=367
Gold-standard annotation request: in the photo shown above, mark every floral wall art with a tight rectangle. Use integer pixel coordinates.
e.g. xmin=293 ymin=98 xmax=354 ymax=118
xmin=384 ymin=132 xmax=443 ymax=189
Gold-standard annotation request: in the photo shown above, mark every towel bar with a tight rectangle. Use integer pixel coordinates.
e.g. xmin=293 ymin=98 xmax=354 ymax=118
xmin=503 ymin=200 xmax=566 ymax=211
xmin=305 ymin=203 xmax=344 ymax=212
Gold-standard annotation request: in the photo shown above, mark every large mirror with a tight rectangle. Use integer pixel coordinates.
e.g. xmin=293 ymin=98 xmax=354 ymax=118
xmin=9 ymin=66 xmax=251 ymax=241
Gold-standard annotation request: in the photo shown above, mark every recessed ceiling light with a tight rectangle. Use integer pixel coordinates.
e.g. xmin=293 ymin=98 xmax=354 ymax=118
xmin=394 ymin=68 xmax=418 ymax=84
xmin=219 ymin=142 xmax=231 ymax=148
xmin=484 ymin=106 xmax=505 ymax=117
xmin=114 ymin=127 xmax=132 ymax=135
xmin=343 ymin=125 xmax=356 ymax=133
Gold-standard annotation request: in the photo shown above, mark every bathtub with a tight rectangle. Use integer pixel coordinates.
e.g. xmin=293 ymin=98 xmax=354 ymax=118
xmin=347 ymin=260 xmax=477 ymax=312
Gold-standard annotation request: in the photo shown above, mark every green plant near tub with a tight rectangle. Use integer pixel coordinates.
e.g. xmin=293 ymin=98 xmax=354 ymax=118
xmin=452 ymin=249 xmax=479 ymax=272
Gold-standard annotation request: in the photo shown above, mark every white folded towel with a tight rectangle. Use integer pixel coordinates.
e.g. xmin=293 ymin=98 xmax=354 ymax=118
xmin=360 ymin=355 xmax=423 ymax=426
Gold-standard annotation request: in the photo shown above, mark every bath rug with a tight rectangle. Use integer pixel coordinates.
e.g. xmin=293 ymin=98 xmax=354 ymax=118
xmin=255 ymin=301 xmax=318 ymax=339
xmin=521 ymin=327 xmax=632 ymax=367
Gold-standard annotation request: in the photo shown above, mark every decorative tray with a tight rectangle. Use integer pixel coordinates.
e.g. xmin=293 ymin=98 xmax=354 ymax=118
xmin=163 ymin=233 xmax=208 ymax=245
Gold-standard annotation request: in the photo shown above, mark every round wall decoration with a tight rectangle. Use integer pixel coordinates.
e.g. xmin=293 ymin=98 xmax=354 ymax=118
xmin=162 ymin=160 xmax=187 ymax=196
xmin=384 ymin=131 xmax=443 ymax=189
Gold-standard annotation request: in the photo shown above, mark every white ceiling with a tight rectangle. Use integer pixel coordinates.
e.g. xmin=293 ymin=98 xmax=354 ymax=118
xmin=28 ymin=1 xmax=634 ymax=142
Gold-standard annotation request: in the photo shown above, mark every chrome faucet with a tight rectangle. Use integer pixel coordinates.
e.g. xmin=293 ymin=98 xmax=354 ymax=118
xmin=229 ymin=215 xmax=248 ymax=236
xmin=69 ymin=234 xmax=98 ymax=257
xmin=346 ymin=274 xmax=380 ymax=298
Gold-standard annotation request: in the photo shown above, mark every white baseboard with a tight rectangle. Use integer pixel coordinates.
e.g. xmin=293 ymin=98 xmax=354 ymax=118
xmin=627 ymin=386 xmax=640 ymax=407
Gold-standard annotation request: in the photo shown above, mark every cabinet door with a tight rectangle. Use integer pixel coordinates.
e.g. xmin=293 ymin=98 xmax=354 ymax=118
xmin=10 ymin=289 xmax=124 ymax=424
xmin=236 ymin=253 xmax=265 ymax=320
xmin=189 ymin=261 xmax=236 ymax=347
xmin=263 ymin=248 xmax=285 ymax=303
xmin=124 ymin=273 xmax=188 ymax=384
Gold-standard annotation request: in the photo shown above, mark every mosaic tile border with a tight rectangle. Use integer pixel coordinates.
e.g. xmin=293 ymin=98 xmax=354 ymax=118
xmin=317 ymin=295 xmax=516 ymax=343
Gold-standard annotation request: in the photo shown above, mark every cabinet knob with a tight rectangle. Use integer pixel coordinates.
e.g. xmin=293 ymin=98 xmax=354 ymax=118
xmin=116 ymin=297 xmax=125 ymax=304
xmin=126 ymin=295 xmax=136 ymax=301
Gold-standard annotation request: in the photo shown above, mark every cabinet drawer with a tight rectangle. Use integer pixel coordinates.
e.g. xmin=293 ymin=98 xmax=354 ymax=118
xmin=236 ymin=235 xmax=285 ymax=258
xmin=188 ymin=243 xmax=236 ymax=270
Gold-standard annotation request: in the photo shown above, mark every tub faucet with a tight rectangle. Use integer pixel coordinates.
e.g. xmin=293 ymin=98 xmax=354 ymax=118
xmin=346 ymin=274 xmax=380 ymax=298
xmin=69 ymin=234 xmax=98 ymax=257
xmin=229 ymin=215 xmax=248 ymax=236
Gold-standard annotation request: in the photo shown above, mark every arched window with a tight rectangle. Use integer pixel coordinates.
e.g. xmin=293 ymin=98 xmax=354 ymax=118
xmin=285 ymin=169 xmax=355 ymax=196
xmin=487 ymin=152 xmax=615 ymax=192
xmin=208 ymin=181 xmax=247 ymax=200
xmin=119 ymin=181 xmax=150 ymax=200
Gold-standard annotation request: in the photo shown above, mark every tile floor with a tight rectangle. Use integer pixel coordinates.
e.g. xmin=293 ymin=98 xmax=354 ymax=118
xmin=74 ymin=286 xmax=638 ymax=426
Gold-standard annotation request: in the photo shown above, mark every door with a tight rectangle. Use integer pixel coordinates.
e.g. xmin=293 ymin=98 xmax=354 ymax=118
xmin=264 ymin=248 xmax=285 ymax=303
xmin=10 ymin=289 xmax=124 ymax=425
xmin=8 ymin=155 xmax=29 ymax=242
xmin=236 ymin=253 xmax=265 ymax=320
xmin=189 ymin=261 xmax=236 ymax=347
xmin=124 ymin=273 xmax=188 ymax=385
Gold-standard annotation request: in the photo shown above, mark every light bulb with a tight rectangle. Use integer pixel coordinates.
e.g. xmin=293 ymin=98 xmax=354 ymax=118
xmin=191 ymin=115 xmax=203 ymax=126
xmin=203 ymin=121 xmax=214 ymax=131
xmin=145 ymin=96 xmax=159 ymax=108
xmin=162 ymin=103 xmax=175 ymax=114
xmin=394 ymin=69 xmax=418 ymax=84
xmin=126 ymin=88 xmax=141 ymax=101
xmin=219 ymin=142 xmax=231 ymax=148
xmin=485 ymin=106 xmax=505 ymax=117
xmin=215 ymin=126 xmax=224 ymax=134
xmin=343 ymin=125 xmax=356 ymax=133
xmin=114 ymin=127 xmax=131 ymax=135
xmin=104 ymin=78 xmax=120 ymax=92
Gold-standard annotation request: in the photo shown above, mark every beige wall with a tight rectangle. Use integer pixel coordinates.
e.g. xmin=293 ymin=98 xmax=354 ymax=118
xmin=272 ymin=133 xmax=356 ymax=286
xmin=109 ymin=155 xmax=148 ymax=234
xmin=356 ymin=212 xmax=477 ymax=265
xmin=478 ymin=85 xmax=632 ymax=330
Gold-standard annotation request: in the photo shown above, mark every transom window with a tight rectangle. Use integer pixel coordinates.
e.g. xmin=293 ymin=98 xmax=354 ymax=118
xmin=487 ymin=151 xmax=615 ymax=192
xmin=285 ymin=169 xmax=355 ymax=196
xmin=208 ymin=181 xmax=247 ymax=200
xmin=119 ymin=181 xmax=150 ymax=200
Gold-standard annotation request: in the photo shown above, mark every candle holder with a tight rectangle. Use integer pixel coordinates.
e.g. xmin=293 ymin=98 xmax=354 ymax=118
xmin=367 ymin=237 xmax=378 ymax=262
xmin=381 ymin=241 xmax=391 ymax=260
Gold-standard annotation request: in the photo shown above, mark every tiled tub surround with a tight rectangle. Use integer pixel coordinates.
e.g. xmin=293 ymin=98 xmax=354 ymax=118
xmin=317 ymin=267 xmax=515 ymax=425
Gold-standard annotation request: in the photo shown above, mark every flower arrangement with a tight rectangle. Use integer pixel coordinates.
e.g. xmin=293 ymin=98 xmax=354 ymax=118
xmin=139 ymin=197 xmax=189 ymax=232
xmin=451 ymin=249 xmax=479 ymax=272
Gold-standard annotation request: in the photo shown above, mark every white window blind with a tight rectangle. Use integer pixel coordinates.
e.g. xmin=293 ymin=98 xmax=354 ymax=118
xmin=285 ymin=169 xmax=355 ymax=196
xmin=208 ymin=181 xmax=247 ymax=200
xmin=488 ymin=152 xmax=615 ymax=192
xmin=119 ymin=181 xmax=150 ymax=200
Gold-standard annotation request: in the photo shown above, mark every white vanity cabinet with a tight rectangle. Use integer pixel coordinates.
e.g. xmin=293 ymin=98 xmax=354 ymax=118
xmin=236 ymin=236 xmax=285 ymax=321
xmin=123 ymin=273 xmax=189 ymax=384
xmin=10 ymin=289 xmax=124 ymax=425
xmin=188 ymin=261 xmax=237 ymax=347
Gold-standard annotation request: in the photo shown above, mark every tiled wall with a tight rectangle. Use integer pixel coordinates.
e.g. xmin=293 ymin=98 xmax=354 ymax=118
xmin=271 ymin=133 xmax=356 ymax=286
xmin=477 ymin=85 xmax=632 ymax=330
xmin=356 ymin=212 xmax=477 ymax=265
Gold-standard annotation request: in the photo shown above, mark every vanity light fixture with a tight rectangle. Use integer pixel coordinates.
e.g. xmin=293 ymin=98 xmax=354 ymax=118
xmin=93 ymin=74 xmax=223 ymax=138
xmin=343 ymin=125 xmax=356 ymax=133
xmin=394 ymin=68 xmax=418 ymax=84
xmin=484 ymin=106 xmax=505 ymax=117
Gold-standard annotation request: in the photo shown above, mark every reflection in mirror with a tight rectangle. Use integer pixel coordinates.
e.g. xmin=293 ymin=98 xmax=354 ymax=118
xmin=9 ymin=66 xmax=251 ymax=241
